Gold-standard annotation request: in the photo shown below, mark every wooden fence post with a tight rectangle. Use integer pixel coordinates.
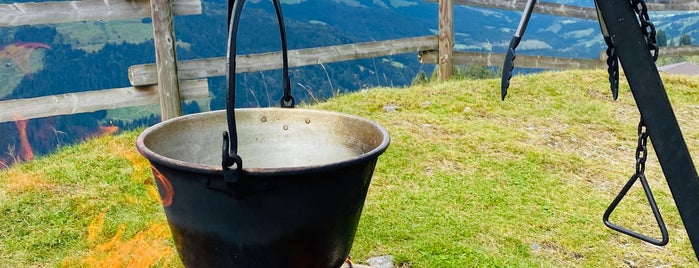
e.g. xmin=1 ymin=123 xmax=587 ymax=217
xmin=151 ymin=0 xmax=183 ymax=121
xmin=439 ymin=0 xmax=454 ymax=81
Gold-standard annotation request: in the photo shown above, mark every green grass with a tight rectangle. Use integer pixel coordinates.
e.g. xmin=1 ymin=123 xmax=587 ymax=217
xmin=105 ymin=104 xmax=162 ymax=123
xmin=2 ymin=69 xmax=699 ymax=267
xmin=0 ymin=131 xmax=178 ymax=267
xmin=55 ymin=20 xmax=154 ymax=52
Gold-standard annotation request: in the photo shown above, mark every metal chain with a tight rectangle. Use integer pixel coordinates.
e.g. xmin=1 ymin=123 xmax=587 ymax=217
xmin=629 ymin=0 xmax=655 ymax=174
xmin=630 ymin=0 xmax=659 ymax=61
xmin=602 ymin=2 xmax=669 ymax=247
xmin=635 ymin=119 xmax=649 ymax=175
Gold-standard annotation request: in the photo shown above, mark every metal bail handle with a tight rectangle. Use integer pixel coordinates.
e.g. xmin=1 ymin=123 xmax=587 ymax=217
xmin=222 ymin=0 xmax=295 ymax=180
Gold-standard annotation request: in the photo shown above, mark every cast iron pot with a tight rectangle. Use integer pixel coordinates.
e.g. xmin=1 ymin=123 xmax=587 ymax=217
xmin=136 ymin=108 xmax=390 ymax=267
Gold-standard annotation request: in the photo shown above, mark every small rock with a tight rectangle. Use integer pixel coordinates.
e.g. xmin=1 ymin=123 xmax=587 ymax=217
xmin=531 ymin=243 xmax=542 ymax=251
xmin=383 ymin=105 xmax=399 ymax=112
xmin=367 ymin=255 xmax=395 ymax=268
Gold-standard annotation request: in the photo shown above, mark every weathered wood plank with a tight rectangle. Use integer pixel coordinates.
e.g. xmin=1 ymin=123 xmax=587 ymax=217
xmin=659 ymin=45 xmax=699 ymax=57
xmin=150 ymin=0 xmax=182 ymax=120
xmin=0 ymin=79 xmax=208 ymax=123
xmin=428 ymin=0 xmax=598 ymax=20
xmin=598 ymin=45 xmax=699 ymax=61
xmin=439 ymin=0 xmax=454 ymax=81
xmin=647 ymin=0 xmax=699 ymax=11
xmin=129 ymin=35 xmax=439 ymax=86
xmin=0 ymin=0 xmax=201 ymax=27
xmin=419 ymin=50 xmax=606 ymax=70
xmin=430 ymin=0 xmax=699 ymax=20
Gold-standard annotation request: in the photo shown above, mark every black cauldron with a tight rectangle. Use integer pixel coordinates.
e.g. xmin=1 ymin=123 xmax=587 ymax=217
xmin=137 ymin=0 xmax=390 ymax=266
xmin=136 ymin=108 xmax=389 ymax=267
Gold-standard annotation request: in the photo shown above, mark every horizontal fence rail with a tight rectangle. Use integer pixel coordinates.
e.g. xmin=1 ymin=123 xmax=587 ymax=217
xmin=598 ymin=45 xmax=699 ymax=61
xmin=0 ymin=79 xmax=209 ymax=123
xmin=0 ymin=0 xmax=201 ymax=27
xmin=647 ymin=0 xmax=699 ymax=11
xmin=426 ymin=0 xmax=699 ymax=20
xmin=448 ymin=0 xmax=596 ymax=20
xmin=419 ymin=45 xmax=699 ymax=70
xmin=657 ymin=45 xmax=699 ymax=57
xmin=128 ymin=36 xmax=439 ymax=86
xmin=419 ymin=50 xmax=606 ymax=69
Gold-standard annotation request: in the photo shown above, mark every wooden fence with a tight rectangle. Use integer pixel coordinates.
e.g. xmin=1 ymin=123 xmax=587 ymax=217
xmin=0 ymin=0 xmax=201 ymax=26
xmin=1 ymin=0 xmax=698 ymax=123
xmin=0 ymin=0 xmax=205 ymax=122
xmin=128 ymin=36 xmax=439 ymax=87
xmin=427 ymin=0 xmax=699 ymax=20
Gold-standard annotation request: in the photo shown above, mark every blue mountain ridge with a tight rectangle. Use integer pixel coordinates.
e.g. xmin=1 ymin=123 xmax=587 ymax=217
xmin=242 ymin=0 xmax=696 ymax=58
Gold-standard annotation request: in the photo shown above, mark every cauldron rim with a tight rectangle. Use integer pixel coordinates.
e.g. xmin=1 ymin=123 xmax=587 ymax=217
xmin=136 ymin=108 xmax=390 ymax=177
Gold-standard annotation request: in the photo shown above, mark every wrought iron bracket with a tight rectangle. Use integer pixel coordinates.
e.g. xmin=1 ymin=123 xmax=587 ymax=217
xmin=598 ymin=1 xmax=699 ymax=260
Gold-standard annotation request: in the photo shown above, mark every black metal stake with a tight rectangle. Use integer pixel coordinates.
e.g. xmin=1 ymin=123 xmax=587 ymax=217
xmin=598 ymin=1 xmax=699 ymax=260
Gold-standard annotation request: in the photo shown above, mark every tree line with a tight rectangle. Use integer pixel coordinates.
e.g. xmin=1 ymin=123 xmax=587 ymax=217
xmin=656 ymin=29 xmax=692 ymax=47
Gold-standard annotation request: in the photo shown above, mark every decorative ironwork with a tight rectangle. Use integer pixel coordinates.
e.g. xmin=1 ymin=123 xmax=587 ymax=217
xmin=603 ymin=119 xmax=669 ymax=246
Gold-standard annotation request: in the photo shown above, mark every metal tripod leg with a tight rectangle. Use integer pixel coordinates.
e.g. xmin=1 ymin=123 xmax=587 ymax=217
xmin=597 ymin=1 xmax=699 ymax=261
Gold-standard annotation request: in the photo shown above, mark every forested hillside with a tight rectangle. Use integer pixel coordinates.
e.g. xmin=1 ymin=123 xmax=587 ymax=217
xmin=0 ymin=0 xmax=697 ymax=167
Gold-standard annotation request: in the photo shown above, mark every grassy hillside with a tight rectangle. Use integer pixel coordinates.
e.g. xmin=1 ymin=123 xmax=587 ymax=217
xmin=54 ymin=20 xmax=154 ymax=52
xmin=2 ymin=69 xmax=699 ymax=267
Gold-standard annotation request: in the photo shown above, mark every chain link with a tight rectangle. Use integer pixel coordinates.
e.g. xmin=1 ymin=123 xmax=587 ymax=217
xmin=630 ymin=0 xmax=659 ymax=61
xmin=629 ymin=0 xmax=655 ymax=174
xmin=635 ymin=120 xmax=649 ymax=175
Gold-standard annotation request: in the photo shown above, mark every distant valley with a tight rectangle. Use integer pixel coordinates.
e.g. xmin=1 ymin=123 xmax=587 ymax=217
xmin=0 ymin=0 xmax=697 ymax=166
